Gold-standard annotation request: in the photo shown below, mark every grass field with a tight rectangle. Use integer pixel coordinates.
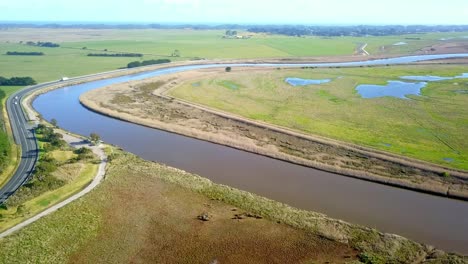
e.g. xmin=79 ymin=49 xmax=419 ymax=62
xmin=170 ymin=65 xmax=468 ymax=170
xmin=0 ymin=147 xmax=452 ymax=263
xmin=1 ymin=28 xmax=467 ymax=83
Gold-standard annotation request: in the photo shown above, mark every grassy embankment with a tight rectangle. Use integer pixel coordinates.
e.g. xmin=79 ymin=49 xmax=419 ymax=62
xmin=0 ymin=125 xmax=99 ymax=233
xmin=0 ymin=86 xmax=23 ymax=187
xmin=170 ymin=64 xmax=468 ymax=170
xmin=1 ymin=147 xmax=463 ymax=263
xmin=1 ymin=29 xmax=467 ymax=83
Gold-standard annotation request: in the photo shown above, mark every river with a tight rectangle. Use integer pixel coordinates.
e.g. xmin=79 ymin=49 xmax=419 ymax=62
xmin=33 ymin=54 xmax=468 ymax=253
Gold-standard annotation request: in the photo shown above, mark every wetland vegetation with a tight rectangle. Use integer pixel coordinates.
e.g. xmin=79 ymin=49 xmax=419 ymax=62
xmin=170 ymin=65 xmax=468 ymax=170
xmin=1 ymin=147 xmax=463 ymax=263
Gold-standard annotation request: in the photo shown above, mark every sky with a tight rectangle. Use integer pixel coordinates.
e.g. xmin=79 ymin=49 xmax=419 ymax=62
xmin=1 ymin=0 xmax=468 ymax=25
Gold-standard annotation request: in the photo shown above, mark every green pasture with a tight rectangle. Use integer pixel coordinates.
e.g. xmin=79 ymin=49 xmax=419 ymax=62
xmin=1 ymin=29 xmax=467 ymax=83
xmin=170 ymin=64 xmax=468 ymax=169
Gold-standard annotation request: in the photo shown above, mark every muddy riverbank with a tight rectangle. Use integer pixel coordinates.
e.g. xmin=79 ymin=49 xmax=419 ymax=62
xmin=80 ymin=67 xmax=468 ymax=201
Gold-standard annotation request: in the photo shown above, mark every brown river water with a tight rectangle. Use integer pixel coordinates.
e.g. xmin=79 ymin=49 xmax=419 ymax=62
xmin=33 ymin=56 xmax=468 ymax=253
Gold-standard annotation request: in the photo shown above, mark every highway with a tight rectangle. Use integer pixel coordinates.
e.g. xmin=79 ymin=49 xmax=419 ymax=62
xmin=0 ymin=83 xmax=57 ymax=204
xmin=0 ymin=69 xmax=128 ymax=204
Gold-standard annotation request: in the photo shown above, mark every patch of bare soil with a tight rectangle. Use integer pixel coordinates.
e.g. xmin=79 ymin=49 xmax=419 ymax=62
xmin=417 ymin=41 xmax=468 ymax=55
xmin=80 ymin=68 xmax=468 ymax=200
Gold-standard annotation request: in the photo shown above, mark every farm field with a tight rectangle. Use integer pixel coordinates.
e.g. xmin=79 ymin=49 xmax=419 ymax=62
xmin=170 ymin=64 xmax=468 ymax=170
xmin=1 ymin=28 xmax=467 ymax=83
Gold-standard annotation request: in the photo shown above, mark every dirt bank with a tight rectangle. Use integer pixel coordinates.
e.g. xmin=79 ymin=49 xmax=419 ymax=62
xmin=80 ymin=67 xmax=468 ymax=201
xmin=417 ymin=41 xmax=468 ymax=55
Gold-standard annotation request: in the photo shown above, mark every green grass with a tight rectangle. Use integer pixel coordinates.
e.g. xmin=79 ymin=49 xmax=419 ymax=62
xmin=0 ymin=124 xmax=99 ymax=232
xmin=1 ymin=29 xmax=466 ymax=83
xmin=0 ymin=86 xmax=23 ymax=98
xmin=170 ymin=64 xmax=468 ymax=170
xmin=0 ymin=161 xmax=98 ymax=232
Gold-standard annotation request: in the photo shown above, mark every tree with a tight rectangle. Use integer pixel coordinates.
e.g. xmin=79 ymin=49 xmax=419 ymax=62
xmin=50 ymin=118 xmax=58 ymax=127
xmin=90 ymin=132 xmax=100 ymax=143
xmin=171 ymin=49 xmax=180 ymax=57
xmin=225 ymin=67 xmax=232 ymax=72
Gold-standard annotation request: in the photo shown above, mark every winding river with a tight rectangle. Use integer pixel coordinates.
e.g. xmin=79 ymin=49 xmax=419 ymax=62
xmin=33 ymin=54 xmax=468 ymax=254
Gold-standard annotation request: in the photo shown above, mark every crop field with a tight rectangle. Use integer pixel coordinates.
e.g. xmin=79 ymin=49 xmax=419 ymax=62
xmin=1 ymin=28 xmax=467 ymax=83
xmin=170 ymin=64 xmax=468 ymax=170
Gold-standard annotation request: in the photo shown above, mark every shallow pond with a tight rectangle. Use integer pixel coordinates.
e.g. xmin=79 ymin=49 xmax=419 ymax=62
xmin=393 ymin=42 xmax=408 ymax=46
xmin=285 ymin=77 xmax=331 ymax=86
xmin=401 ymin=73 xmax=468 ymax=82
xmin=356 ymin=81 xmax=427 ymax=99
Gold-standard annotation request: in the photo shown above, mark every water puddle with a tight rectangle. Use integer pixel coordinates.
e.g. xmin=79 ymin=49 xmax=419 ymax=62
xmin=443 ymin=158 xmax=455 ymax=162
xmin=219 ymin=81 xmax=239 ymax=90
xmin=400 ymin=73 xmax=468 ymax=82
xmin=285 ymin=77 xmax=331 ymax=86
xmin=191 ymin=82 xmax=201 ymax=87
xmin=401 ymin=76 xmax=453 ymax=81
xmin=455 ymin=90 xmax=468 ymax=94
xmin=393 ymin=42 xmax=407 ymax=46
xmin=356 ymin=81 xmax=426 ymax=99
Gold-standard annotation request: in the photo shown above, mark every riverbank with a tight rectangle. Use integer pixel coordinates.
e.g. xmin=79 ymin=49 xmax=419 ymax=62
xmin=80 ymin=66 xmax=468 ymax=201
xmin=2 ymin=146 xmax=465 ymax=262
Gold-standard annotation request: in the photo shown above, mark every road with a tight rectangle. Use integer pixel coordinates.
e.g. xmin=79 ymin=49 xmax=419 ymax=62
xmin=0 ymin=131 xmax=107 ymax=238
xmin=0 ymin=83 xmax=51 ymax=204
xmin=0 ymin=67 xmax=130 ymax=204
xmin=358 ymin=43 xmax=369 ymax=55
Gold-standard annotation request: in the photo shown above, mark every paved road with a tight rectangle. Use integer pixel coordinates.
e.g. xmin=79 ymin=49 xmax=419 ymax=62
xmin=0 ymin=83 xmax=55 ymax=204
xmin=0 ymin=131 xmax=107 ymax=238
xmin=0 ymin=68 xmax=129 ymax=204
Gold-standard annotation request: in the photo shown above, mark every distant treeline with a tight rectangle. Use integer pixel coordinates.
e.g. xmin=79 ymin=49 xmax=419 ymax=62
xmin=6 ymin=51 xmax=44 ymax=56
xmin=1 ymin=23 xmax=468 ymax=36
xmin=127 ymin=59 xmax=171 ymax=68
xmin=0 ymin=76 xmax=36 ymax=86
xmin=248 ymin=25 xmax=468 ymax=37
xmin=25 ymin=41 xmax=60 ymax=48
xmin=88 ymin=53 xmax=143 ymax=57
xmin=0 ymin=23 xmax=246 ymax=30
